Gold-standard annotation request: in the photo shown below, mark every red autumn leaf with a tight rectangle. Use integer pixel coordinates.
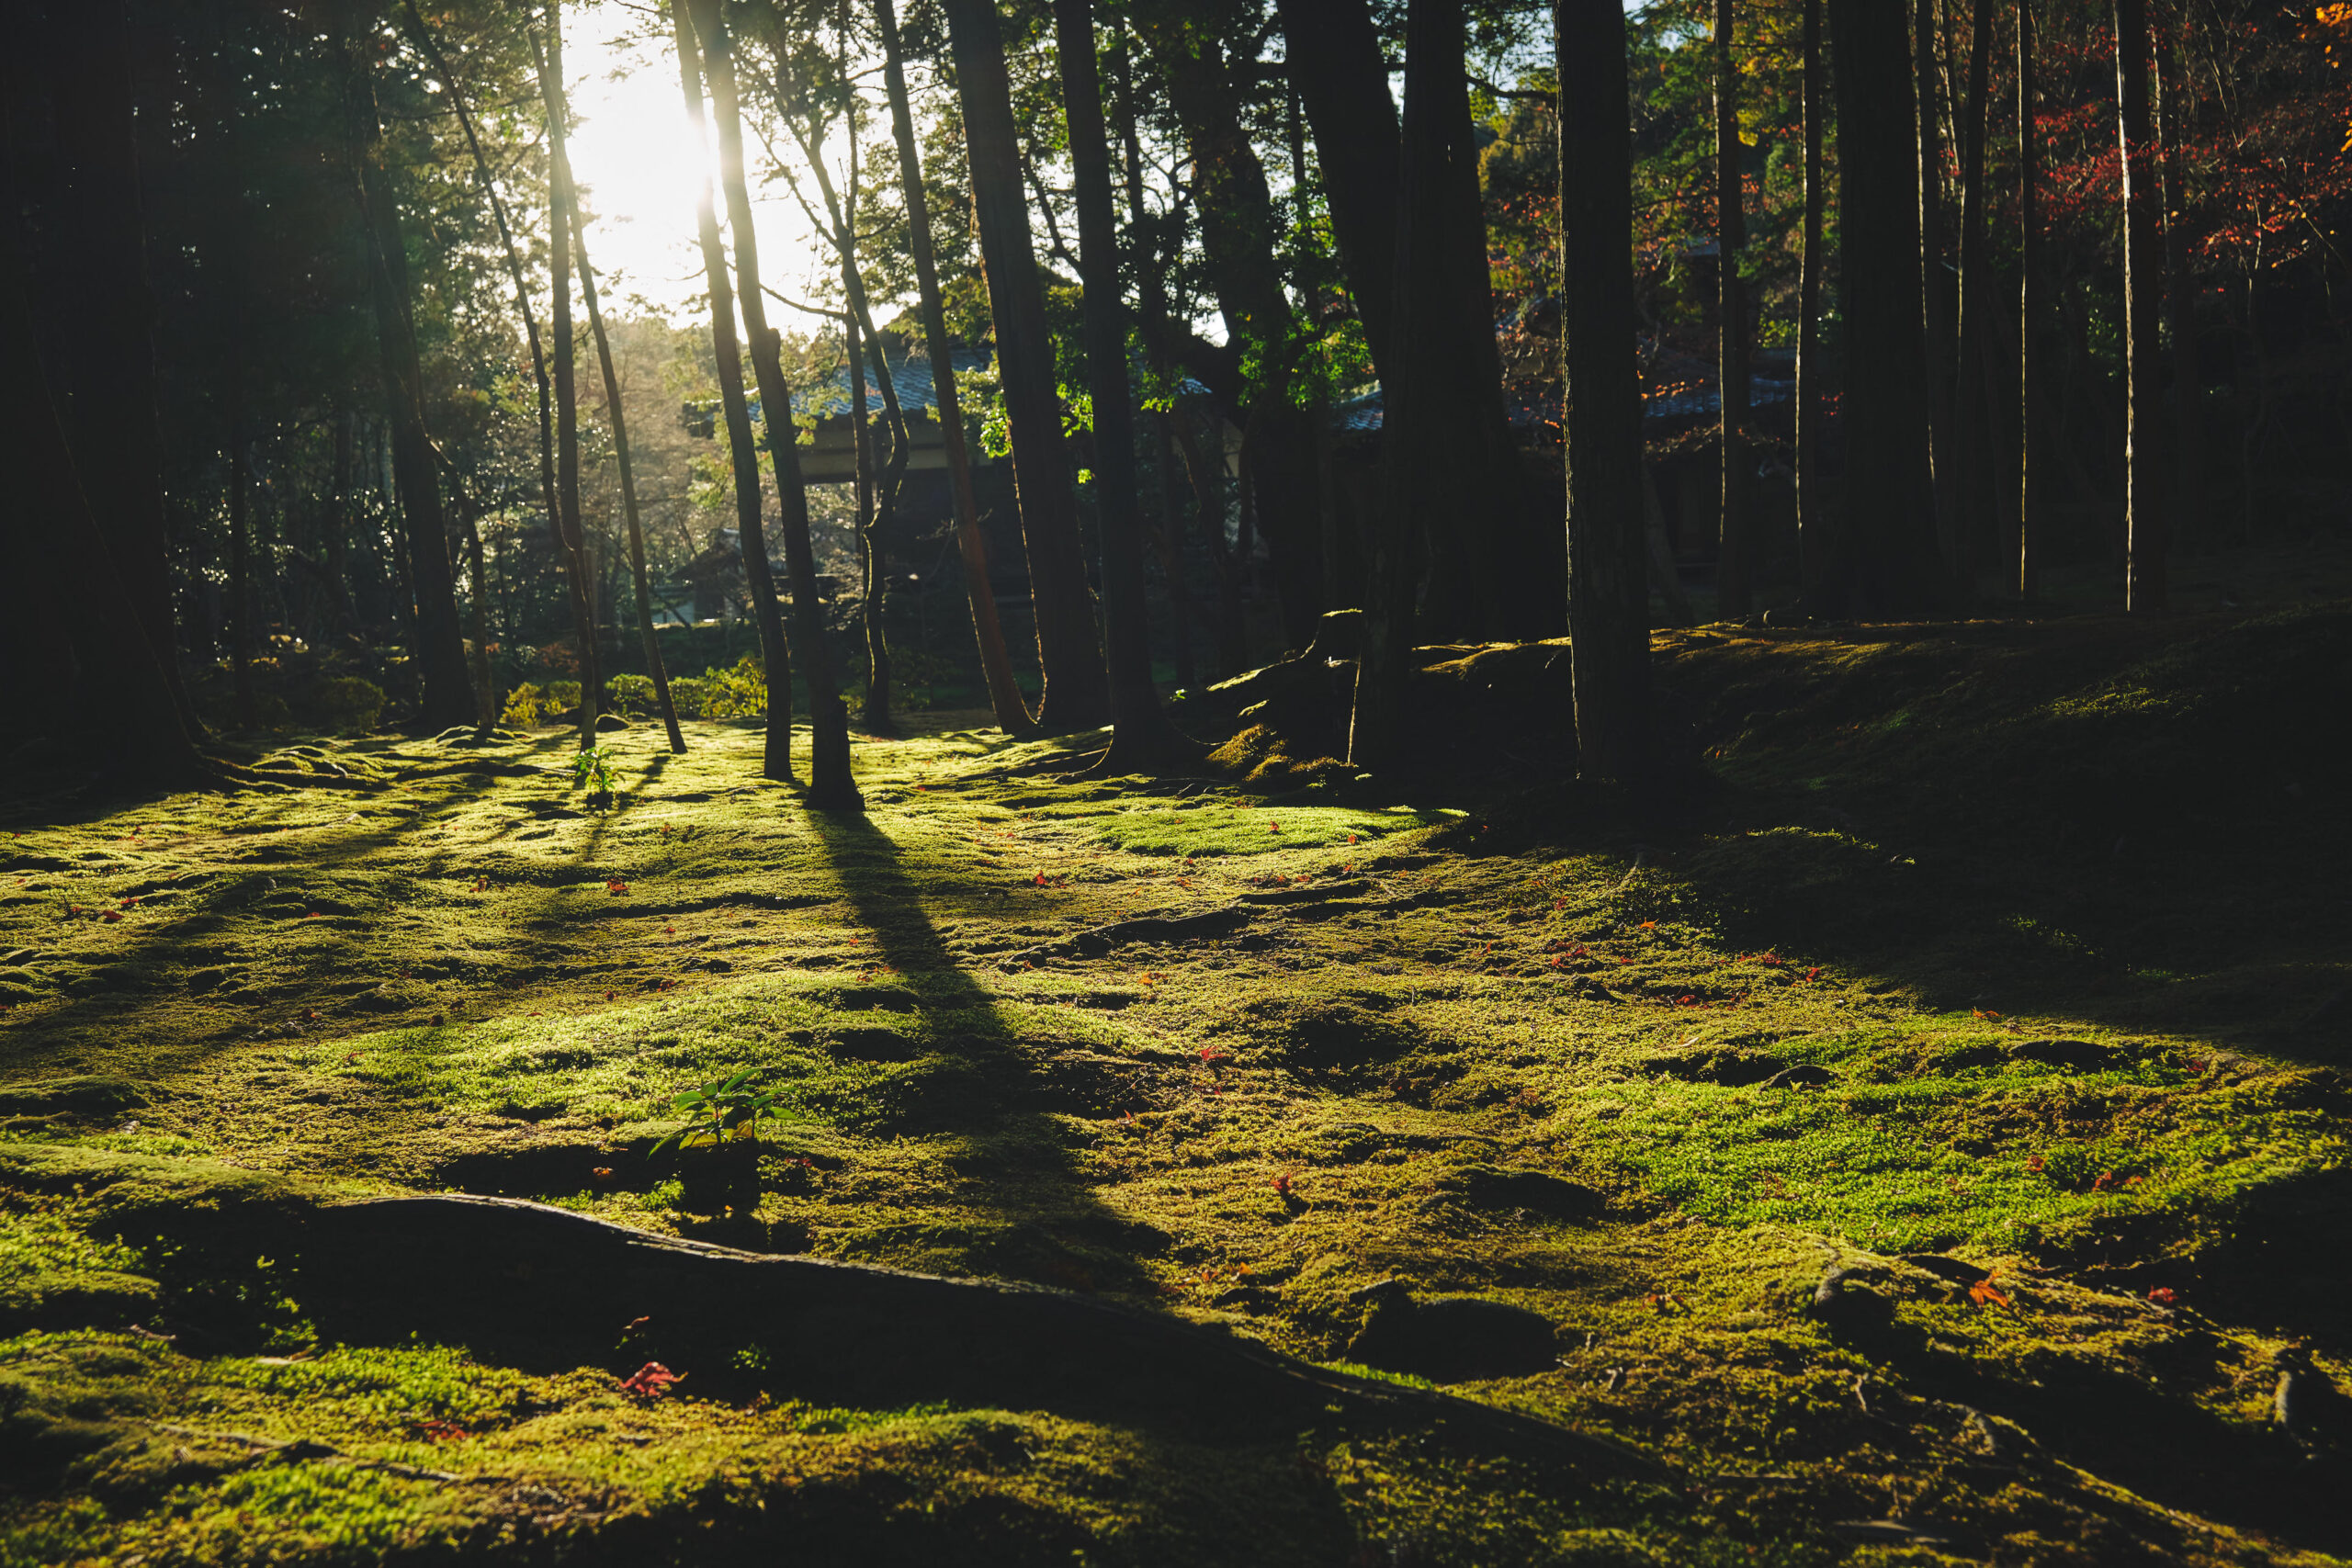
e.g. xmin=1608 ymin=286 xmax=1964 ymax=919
xmin=1268 ymin=820 xmax=1281 ymax=832
xmin=1034 ymin=873 xmax=1047 ymax=886
xmin=101 ymin=910 xmax=122 ymax=922
xmin=413 ymin=1418 xmax=468 ymax=1442
xmin=618 ymin=1361 xmax=684 ymax=1399
xmin=2027 ymin=1154 xmax=2047 ymax=1173
xmin=2147 ymin=1286 xmax=2178 ymax=1305
xmin=1968 ymin=1278 xmax=2014 ymax=1309
xmin=1271 ymin=1171 xmax=1293 ymax=1196
xmin=607 ymin=880 xmax=629 ymax=896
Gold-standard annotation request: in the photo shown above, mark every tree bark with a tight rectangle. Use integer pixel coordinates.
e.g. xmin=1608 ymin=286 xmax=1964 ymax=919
xmin=535 ymin=5 xmax=604 ymax=753
xmin=334 ymin=0 xmax=477 ymax=729
xmin=1273 ymin=0 xmax=1398 ymax=384
xmin=2113 ymin=0 xmax=2166 ymax=614
xmin=1796 ymin=0 xmax=1826 ymax=599
xmin=1916 ymin=0 xmax=1959 ymax=581
xmin=672 ymin=0 xmax=795 ymax=780
xmin=575 ymin=231 xmax=686 ymax=753
xmin=1714 ymin=0 xmax=1751 ymax=619
xmin=690 ymin=0 xmax=862 ymax=807
xmin=2154 ymin=28 xmax=2202 ymax=549
xmin=1559 ymin=0 xmax=1650 ymax=783
xmin=1952 ymin=0 xmax=1995 ymax=583
xmin=944 ymin=0 xmax=1111 ymax=731
xmin=875 ymin=0 xmax=1034 ymax=737
xmin=1826 ymin=0 xmax=1940 ymax=616
xmin=2018 ymin=0 xmax=2040 ymax=598
xmin=1056 ymin=0 xmax=1194 ymax=772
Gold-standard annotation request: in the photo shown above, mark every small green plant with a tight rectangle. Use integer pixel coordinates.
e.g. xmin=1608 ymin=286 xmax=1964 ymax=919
xmin=650 ymin=1068 xmax=784 ymax=1154
xmin=608 ymin=674 xmax=655 ymax=716
xmin=571 ymin=744 xmax=616 ymax=802
xmin=545 ymin=680 xmax=583 ymax=715
xmin=501 ymin=682 xmax=545 ymax=728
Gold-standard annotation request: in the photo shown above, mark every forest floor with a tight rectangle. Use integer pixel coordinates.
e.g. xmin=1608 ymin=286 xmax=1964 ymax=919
xmin=2 ymin=586 xmax=2348 ymax=1566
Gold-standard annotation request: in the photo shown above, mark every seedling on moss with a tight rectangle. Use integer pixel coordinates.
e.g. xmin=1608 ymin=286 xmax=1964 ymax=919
xmin=651 ymin=1068 xmax=783 ymax=1155
xmin=571 ymin=743 xmax=617 ymax=806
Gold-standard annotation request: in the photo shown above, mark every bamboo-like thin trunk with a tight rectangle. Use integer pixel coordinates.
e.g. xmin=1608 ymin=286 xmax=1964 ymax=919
xmin=690 ymin=0 xmax=861 ymax=808
xmin=574 ymin=230 xmax=685 ymax=752
xmin=2155 ymin=28 xmax=2203 ymax=548
xmin=2114 ymin=0 xmax=2166 ymax=613
xmin=1917 ymin=0 xmax=1958 ymax=583
xmin=2018 ymin=0 xmax=2040 ymax=597
xmin=1953 ymin=0 xmax=1994 ymax=586
xmin=1713 ymin=0 xmax=1750 ymax=618
xmin=1795 ymin=0 xmax=1826 ymax=598
xmin=671 ymin=0 xmax=794 ymax=780
xmin=874 ymin=0 xmax=1035 ymax=736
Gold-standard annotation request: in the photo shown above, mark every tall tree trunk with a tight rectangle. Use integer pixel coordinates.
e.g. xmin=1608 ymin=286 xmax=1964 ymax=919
xmin=576 ymin=230 xmax=686 ymax=753
xmin=944 ymin=0 xmax=1111 ymax=729
xmin=39 ymin=0 xmax=205 ymax=742
xmin=462 ymin=510 xmax=496 ymax=728
xmin=1351 ymin=0 xmax=1469 ymax=768
xmin=1952 ymin=0 xmax=1995 ymax=584
xmin=537 ymin=6 xmax=602 ymax=754
xmin=1714 ymin=0 xmax=1751 ymax=618
xmin=334 ymin=0 xmax=476 ymax=729
xmin=400 ymin=1 xmax=558 ymax=709
xmin=1150 ymin=414 xmax=1198 ymax=689
xmin=1796 ymin=0 xmax=1826 ymax=598
xmin=690 ymin=0 xmax=861 ymax=807
xmin=843 ymin=294 xmax=890 ymax=733
xmin=1559 ymin=0 xmax=1650 ymax=782
xmin=2155 ymin=29 xmax=2202 ymax=549
xmin=2018 ymin=0 xmax=2040 ymax=598
xmin=2113 ymin=0 xmax=2166 ymax=614
xmin=1056 ymin=0 xmax=1193 ymax=771
xmin=1916 ymin=0 xmax=1959 ymax=581
xmin=1827 ymin=0 xmax=1939 ymax=615
xmin=875 ymin=0 xmax=1033 ymax=736
xmin=1273 ymin=0 xmax=1398 ymax=383
xmin=672 ymin=0 xmax=795 ymax=779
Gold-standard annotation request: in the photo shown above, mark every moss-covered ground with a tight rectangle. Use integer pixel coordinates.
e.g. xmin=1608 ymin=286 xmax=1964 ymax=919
xmin=2 ymin=598 xmax=2346 ymax=1565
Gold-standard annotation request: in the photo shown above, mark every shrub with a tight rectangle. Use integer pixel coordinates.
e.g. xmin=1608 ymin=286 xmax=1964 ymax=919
xmin=697 ymin=656 xmax=766 ymax=718
xmin=544 ymin=680 xmax=583 ymax=715
xmin=306 ymin=677 xmax=384 ymax=733
xmin=502 ymin=682 xmax=546 ymax=728
xmin=609 ymin=674 xmax=655 ymax=716
xmin=666 ymin=678 xmax=707 ymax=719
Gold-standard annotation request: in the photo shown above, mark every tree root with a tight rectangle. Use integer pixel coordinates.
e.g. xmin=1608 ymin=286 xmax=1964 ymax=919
xmin=308 ymin=1195 xmax=1668 ymax=1483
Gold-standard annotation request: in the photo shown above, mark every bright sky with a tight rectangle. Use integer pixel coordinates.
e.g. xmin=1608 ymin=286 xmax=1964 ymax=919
xmin=561 ymin=0 xmax=842 ymax=328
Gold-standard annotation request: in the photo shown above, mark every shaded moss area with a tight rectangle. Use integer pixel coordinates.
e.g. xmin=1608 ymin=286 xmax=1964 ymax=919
xmin=1 ymin=604 xmax=2347 ymax=1563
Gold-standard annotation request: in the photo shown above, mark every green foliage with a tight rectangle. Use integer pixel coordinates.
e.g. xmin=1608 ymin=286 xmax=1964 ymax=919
xmin=302 ymin=677 xmax=384 ymax=735
xmin=571 ymin=744 xmax=616 ymax=799
xmin=608 ymin=674 xmax=655 ymax=716
xmin=500 ymin=682 xmax=546 ymax=728
xmin=544 ymin=681 xmax=582 ymax=714
xmin=650 ymin=1068 xmax=784 ymax=1155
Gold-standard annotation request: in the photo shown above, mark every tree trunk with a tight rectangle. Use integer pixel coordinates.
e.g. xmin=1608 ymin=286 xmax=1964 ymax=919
xmin=1796 ymin=0 xmax=1826 ymax=599
xmin=672 ymin=0 xmax=795 ymax=780
xmin=335 ymin=0 xmax=476 ymax=729
xmin=1055 ymin=0 xmax=1193 ymax=772
xmin=575 ymin=230 xmax=686 ymax=753
xmin=2154 ymin=29 xmax=2202 ymax=549
xmin=690 ymin=0 xmax=862 ymax=807
xmin=1273 ymin=0 xmax=1398 ymax=383
xmin=2113 ymin=0 xmax=2166 ymax=614
xmin=1826 ymin=0 xmax=1940 ymax=616
xmin=1713 ymin=0 xmax=1751 ymax=619
xmin=1916 ymin=0 xmax=1959 ymax=581
xmin=1953 ymin=0 xmax=1995 ymax=585
xmin=2018 ymin=0 xmax=2040 ymax=598
xmin=537 ymin=6 xmax=603 ymax=755
xmin=1559 ymin=0 xmax=1650 ymax=782
xmin=399 ymin=2 xmax=558 ymax=717
xmin=38 ymin=0 xmax=205 ymax=743
xmin=944 ymin=0 xmax=1111 ymax=730
xmin=875 ymin=0 xmax=1034 ymax=737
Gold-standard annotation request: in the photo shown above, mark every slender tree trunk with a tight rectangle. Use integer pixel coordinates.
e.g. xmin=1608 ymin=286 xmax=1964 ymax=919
xmin=1559 ymin=0 xmax=1649 ymax=781
xmin=874 ymin=0 xmax=1032 ymax=736
xmin=1827 ymin=0 xmax=1939 ymax=615
xmin=335 ymin=0 xmax=476 ymax=728
xmin=672 ymin=0 xmax=794 ymax=779
xmin=2018 ymin=0 xmax=2040 ymax=597
xmin=575 ymin=231 xmax=686 ymax=753
xmin=2155 ymin=28 xmax=2202 ymax=548
xmin=1714 ymin=0 xmax=1751 ymax=619
xmin=462 ymin=508 xmax=496 ymax=728
xmin=1351 ymin=0 xmax=1471 ymax=768
xmin=1916 ymin=0 xmax=1959 ymax=579
xmin=536 ymin=6 xmax=602 ymax=753
xmin=1952 ymin=0 xmax=1995 ymax=585
xmin=1273 ymin=0 xmax=1398 ymax=383
xmin=1151 ymin=414 xmax=1198 ymax=689
xmin=690 ymin=0 xmax=861 ymax=807
xmin=2114 ymin=0 xmax=2166 ymax=613
xmin=1056 ymin=0 xmax=1193 ymax=770
xmin=1796 ymin=0 xmax=1826 ymax=599
xmin=944 ymin=0 xmax=1111 ymax=730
